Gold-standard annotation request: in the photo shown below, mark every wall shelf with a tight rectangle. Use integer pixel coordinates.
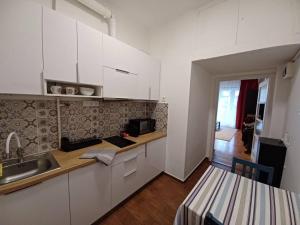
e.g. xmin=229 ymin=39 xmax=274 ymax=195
xmin=44 ymin=80 xmax=102 ymax=99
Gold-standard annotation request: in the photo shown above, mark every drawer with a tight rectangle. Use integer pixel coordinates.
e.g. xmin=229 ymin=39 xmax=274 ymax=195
xmin=111 ymin=145 xmax=145 ymax=207
xmin=112 ymin=145 xmax=145 ymax=166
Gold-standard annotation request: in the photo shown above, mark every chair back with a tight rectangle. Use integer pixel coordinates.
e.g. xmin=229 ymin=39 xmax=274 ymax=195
xmin=231 ymin=157 xmax=274 ymax=185
xmin=204 ymin=212 xmax=223 ymax=225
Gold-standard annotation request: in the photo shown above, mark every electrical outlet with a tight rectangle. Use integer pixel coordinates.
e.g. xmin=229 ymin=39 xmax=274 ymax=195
xmin=83 ymin=101 xmax=99 ymax=107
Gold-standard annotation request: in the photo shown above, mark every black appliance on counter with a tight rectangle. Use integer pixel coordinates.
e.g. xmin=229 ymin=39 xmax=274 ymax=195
xmin=257 ymin=137 xmax=287 ymax=187
xmin=61 ymin=137 xmax=102 ymax=152
xmin=104 ymin=136 xmax=136 ymax=148
xmin=127 ymin=119 xmax=156 ymax=137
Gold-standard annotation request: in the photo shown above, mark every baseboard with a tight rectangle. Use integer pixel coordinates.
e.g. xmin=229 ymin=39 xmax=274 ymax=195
xmin=163 ymin=171 xmax=185 ymax=182
xmin=183 ymin=157 xmax=208 ymax=182
xmin=164 ymin=157 xmax=208 ymax=182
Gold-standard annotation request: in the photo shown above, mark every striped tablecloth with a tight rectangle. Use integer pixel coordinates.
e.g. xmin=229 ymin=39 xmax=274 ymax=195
xmin=175 ymin=165 xmax=300 ymax=225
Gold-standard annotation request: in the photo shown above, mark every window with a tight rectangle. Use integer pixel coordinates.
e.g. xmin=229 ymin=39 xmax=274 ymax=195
xmin=216 ymin=80 xmax=241 ymax=128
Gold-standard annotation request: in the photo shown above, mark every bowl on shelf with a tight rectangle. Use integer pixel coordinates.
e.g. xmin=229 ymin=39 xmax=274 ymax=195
xmin=79 ymin=87 xmax=95 ymax=96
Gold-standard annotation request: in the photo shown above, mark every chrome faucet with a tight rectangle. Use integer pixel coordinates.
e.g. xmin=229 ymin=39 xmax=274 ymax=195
xmin=5 ymin=132 xmax=24 ymax=163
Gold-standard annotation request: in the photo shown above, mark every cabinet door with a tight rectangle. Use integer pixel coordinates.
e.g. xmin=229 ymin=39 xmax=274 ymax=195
xmin=43 ymin=7 xmax=77 ymax=83
xmin=111 ymin=145 xmax=145 ymax=207
xmin=69 ymin=163 xmax=111 ymax=225
xmin=0 ymin=0 xmax=43 ymax=95
xmin=0 ymin=175 xmax=70 ymax=225
xmin=237 ymin=0 xmax=295 ymax=46
xmin=149 ymin=58 xmax=161 ymax=101
xmin=77 ymin=22 xmax=103 ymax=85
xmin=145 ymin=137 xmax=166 ymax=182
xmin=103 ymin=67 xmax=138 ymax=99
xmin=103 ymin=34 xmax=140 ymax=74
xmin=137 ymin=53 xmax=161 ymax=100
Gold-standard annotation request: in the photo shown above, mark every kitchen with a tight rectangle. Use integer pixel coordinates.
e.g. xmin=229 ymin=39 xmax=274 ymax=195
xmin=0 ymin=0 xmax=168 ymax=224
xmin=1 ymin=0 xmax=300 ymax=225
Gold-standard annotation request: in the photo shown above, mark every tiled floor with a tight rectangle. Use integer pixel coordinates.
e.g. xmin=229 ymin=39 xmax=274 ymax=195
xmin=213 ymin=130 xmax=251 ymax=167
xmin=97 ymin=159 xmax=211 ymax=225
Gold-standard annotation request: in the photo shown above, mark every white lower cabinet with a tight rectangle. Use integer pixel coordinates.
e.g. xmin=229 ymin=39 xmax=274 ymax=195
xmin=69 ymin=163 xmax=111 ymax=225
xmin=144 ymin=137 xmax=166 ymax=183
xmin=0 ymin=174 xmax=70 ymax=225
xmin=111 ymin=145 xmax=146 ymax=207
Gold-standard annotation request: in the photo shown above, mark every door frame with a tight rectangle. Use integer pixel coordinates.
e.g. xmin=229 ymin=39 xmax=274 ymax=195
xmin=206 ymin=70 xmax=276 ymax=161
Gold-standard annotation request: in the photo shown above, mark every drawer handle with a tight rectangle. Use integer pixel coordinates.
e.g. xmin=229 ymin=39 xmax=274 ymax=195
xmin=123 ymin=154 xmax=138 ymax=163
xmin=124 ymin=169 xmax=137 ymax=177
xmin=116 ymin=69 xmax=130 ymax=74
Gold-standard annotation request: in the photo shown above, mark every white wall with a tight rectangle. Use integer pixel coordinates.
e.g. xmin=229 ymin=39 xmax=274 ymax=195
xmin=150 ymin=0 xmax=300 ymax=180
xmin=31 ymin=0 xmax=150 ymax=52
xmin=281 ymin=57 xmax=300 ymax=193
xmin=149 ymin=11 xmax=197 ymax=180
xmin=185 ymin=64 xmax=211 ymax=177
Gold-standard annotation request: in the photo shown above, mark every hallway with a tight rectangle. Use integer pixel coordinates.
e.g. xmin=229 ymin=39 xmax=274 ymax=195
xmin=213 ymin=130 xmax=251 ymax=167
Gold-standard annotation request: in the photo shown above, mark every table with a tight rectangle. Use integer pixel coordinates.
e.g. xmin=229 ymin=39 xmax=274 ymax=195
xmin=175 ymin=166 xmax=300 ymax=225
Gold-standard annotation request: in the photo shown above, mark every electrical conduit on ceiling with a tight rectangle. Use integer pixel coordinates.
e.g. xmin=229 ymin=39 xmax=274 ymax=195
xmin=51 ymin=0 xmax=116 ymax=37
xmin=77 ymin=0 xmax=116 ymax=37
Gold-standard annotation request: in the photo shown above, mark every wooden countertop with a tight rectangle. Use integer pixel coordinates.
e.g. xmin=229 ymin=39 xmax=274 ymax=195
xmin=0 ymin=131 xmax=167 ymax=195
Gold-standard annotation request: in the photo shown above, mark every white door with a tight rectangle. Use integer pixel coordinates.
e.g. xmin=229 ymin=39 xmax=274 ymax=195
xmin=0 ymin=175 xmax=70 ymax=225
xmin=0 ymin=0 xmax=43 ymax=95
xmin=103 ymin=67 xmax=138 ymax=99
xmin=145 ymin=137 xmax=166 ymax=182
xmin=77 ymin=21 xmax=103 ymax=85
xmin=69 ymin=163 xmax=111 ymax=225
xmin=43 ymin=7 xmax=77 ymax=83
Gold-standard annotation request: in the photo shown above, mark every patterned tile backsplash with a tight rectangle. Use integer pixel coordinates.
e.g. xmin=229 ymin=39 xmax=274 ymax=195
xmin=0 ymin=99 xmax=168 ymax=159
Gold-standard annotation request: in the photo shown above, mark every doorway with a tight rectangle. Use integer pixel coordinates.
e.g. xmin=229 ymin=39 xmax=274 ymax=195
xmin=213 ymin=79 xmax=259 ymax=167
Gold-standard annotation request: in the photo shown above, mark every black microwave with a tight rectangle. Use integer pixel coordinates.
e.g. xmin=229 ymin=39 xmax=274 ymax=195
xmin=127 ymin=119 xmax=156 ymax=137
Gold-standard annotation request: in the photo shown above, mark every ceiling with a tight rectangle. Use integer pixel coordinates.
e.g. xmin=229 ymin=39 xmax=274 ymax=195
xmin=195 ymin=44 xmax=300 ymax=75
xmin=97 ymin=0 xmax=210 ymax=29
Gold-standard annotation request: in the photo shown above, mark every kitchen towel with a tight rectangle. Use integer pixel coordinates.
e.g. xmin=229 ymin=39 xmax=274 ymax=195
xmin=80 ymin=148 xmax=116 ymax=165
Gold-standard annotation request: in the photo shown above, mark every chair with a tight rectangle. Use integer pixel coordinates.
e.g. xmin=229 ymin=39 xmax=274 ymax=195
xmin=204 ymin=212 xmax=223 ymax=225
xmin=231 ymin=157 xmax=274 ymax=185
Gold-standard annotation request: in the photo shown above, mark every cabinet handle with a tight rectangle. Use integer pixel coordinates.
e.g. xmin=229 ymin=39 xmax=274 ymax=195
xmin=123 ymin=154 xmax=138 ymax=163
xmin=76 ymin=63 xmax=79 ymax=82
xmin=123 ymin=169 xmax=137 ymax=178
xmin=115 ymin=68 xmax=130 ymax=74
xmin=149 ymin=87 xmax=152 ymax=100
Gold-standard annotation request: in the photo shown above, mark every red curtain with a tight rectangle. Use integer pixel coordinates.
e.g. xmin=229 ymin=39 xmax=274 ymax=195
xmin=235 ymin=79 xmax=258 ymax=129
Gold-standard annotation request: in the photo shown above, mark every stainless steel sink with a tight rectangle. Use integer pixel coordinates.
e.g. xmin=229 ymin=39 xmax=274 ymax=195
xmin=0 ymin=152 xmax=60 ymax=185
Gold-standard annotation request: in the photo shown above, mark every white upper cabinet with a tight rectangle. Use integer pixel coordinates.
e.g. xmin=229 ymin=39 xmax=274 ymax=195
xmin=0 ymin=0 xmax=43 ymax=95
xmin=137 ymin=53 xmax=161 ymax=101
xmin=148 ymin=58 xmax=160 ymax=101
xmin=77 ymin=21 xmax=103 ymax=86
xmin=103 ymin=34 xmax=141 ymax=74
xmin=237 ymin=0 xmax=296 ymax=46
xmin=43 ymin=7 xmax=77 ymax=83
xmin=103 ymin=67 xmax=138 ymax=99
xmin=69 ymin=163 xmax=111 ymax=225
